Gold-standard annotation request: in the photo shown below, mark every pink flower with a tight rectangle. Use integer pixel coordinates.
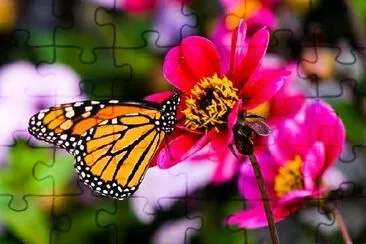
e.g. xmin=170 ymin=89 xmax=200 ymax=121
xmin=227 ymin=100 xmax=345 ymax=228
xmin=211 ymin=0 xmax=277 ymax=63
xmin=149 ymin=19 xmax=290 ymax=182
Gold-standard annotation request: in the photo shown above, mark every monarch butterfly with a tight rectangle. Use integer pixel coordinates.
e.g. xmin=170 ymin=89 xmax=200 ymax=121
xmin=28 ymin=93 xmax=180 ymax=200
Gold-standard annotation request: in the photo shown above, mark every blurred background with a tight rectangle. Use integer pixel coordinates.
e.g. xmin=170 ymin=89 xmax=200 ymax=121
xmin=0 ymin=0 xmax=366 ymax=243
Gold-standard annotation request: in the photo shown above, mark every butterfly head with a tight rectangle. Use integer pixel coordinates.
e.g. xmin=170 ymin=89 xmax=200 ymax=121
xmin=158 ymin=93 xmax=181 ymax=134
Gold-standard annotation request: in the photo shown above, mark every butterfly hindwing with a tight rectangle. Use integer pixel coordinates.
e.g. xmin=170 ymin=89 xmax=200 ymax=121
xmin=73 ymin=112 xmax=166 ymax=199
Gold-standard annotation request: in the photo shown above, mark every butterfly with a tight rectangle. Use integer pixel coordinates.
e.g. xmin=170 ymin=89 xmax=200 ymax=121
xmin=28 ymin=93 xmax=180 ymax=200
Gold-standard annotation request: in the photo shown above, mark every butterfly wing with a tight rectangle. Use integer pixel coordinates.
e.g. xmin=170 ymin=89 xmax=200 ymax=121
xmin=28 ymin=99 xmax=162 ymax=154
xmin=28 ymin=93 xmax=181 ymax=200
xmin=74 ymin=111 xmax=166 ymax=199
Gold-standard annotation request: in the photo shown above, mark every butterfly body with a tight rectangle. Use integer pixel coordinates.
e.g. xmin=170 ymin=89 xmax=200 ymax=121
xmin=28 ymin=93 xmax=180 ymax=200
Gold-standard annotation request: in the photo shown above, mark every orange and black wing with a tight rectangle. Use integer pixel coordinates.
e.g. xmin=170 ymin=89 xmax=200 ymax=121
xmin=73 ymin=111 xmax=166 ymax=199
xmin=28 ymin=99 xmax=164 ymax=154
xmin=29 ymin=93 xmax=181 ymax=200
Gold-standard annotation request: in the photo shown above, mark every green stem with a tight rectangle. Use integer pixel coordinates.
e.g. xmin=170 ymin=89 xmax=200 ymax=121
xmin=248 ymin=154 xmax=280 ymax=244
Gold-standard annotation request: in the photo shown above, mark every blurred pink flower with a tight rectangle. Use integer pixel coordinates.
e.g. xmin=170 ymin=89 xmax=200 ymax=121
xmin=148 ymin=20 xmax=289 ymax=184
xmin=227 ymin=100 xmax=345 ymax=228
xmin=0 ymin=61 xmax=83 ymax=164
xmin=212 ymin=0 xmax=277 ymax=64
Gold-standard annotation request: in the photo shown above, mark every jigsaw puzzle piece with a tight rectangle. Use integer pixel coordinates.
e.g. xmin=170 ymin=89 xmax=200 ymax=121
xmin=32 ymin=148 xmax=82 ymax=196
xmin=146 ymin=0 xmax=197 ymax=51
xmin=129 ymin=157 xmax=215 ymax=224
xmin=0 ymin=195 xmax=54 ymax=244
xmin=50 ymin=194 xmax=117 ymax=243
xmin=151 ymin=216 xmax=201 ymax=244
xmin=54 ymin=3 xmax=117 ymax=65
xmin=9 ymin=0 xmax=74 ymax=65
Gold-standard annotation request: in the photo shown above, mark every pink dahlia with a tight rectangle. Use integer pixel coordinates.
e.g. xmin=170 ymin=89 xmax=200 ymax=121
xmin=148 ymin=19 xmax=290 ymax=179
xmin=227 ymin=100 xmax=345 ymax=228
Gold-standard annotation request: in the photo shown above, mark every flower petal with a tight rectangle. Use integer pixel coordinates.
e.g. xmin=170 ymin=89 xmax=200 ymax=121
xmin=227 ymin=204 xmax=300 ymax=229
xmin=302 ymin=141 xmax=325 ymax=190
xmin=156 ymin=132 xmax=210 ymax=168
xmin=303 ymin=101 xmax=346 ymax=166
xmin=231 ymin=28 xmax=269 ymax=89
xmin=228 ymin=20 xmax=248 ymax=77
xmin=240 ymin=69 xmax=289 ymax=110
xmin=266 ymin=119 xmax=303 ymax=164
xmin=144 ymin=91 xmax=175 ymax=103
xmin=278 ymin=188 xmax=326 ymax=205
xmin=163 ymin=36 xmax=221 ymax=92
xmin=228 ymin=99 xmax=242 ymax=131
xmin=239 ymin=151 xmax=278 ymax=207
xmin=211 ymin=147 xmax=240 ymax=183
xmin=246 ymin=8 xmax=277 ymax=32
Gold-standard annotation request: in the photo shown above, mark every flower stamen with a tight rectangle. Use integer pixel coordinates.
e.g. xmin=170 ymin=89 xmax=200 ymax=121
xmin=274 ymin=155 xmax=303 ymax=197
xmin=182 ymin=74 xmax=238 ymax=132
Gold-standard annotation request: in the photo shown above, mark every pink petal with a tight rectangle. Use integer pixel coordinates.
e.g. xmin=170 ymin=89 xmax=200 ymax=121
xmin=163 ymin=37 xmax=221 ymax=93
xmin=211 ymin=147 xmax=241 ymax=183
xmin=266 ymin=120 xmax=304 ymax=164
xmin=231 ymin=28 xmax=270 ymax=89
xmin=144 ymin=91 xmax=175 ymax=103
xmin=240 ymin=69 xmax=289 ymax=110
xmin=302 ymin=142 xmax=325 ymax=190
xmin=227 ymin=204 xmax=300 ymax=229
xmin=210 ymin=17 xmax=232 ymax=73
xmin=303 ymin=101 xmax=346 ymax=166
xmin=270 ymin=93 xmax=305 ymax=119
xmin=156 ymin=132 xmax=211 ymax=169
xmin=163 ymin=47 xmax=197 ymax=92
xmin=239 ymin=151 xmax=278 ymax=207
xmin=228 ymin=20 xmax=248 ymax=78
xmin=227 ymin=99 xmax=242 ymax=131
xmin=246 ymin=8 xmax=277 ymax=32
xmin=278 ymin=188 xmax=326 ymax=205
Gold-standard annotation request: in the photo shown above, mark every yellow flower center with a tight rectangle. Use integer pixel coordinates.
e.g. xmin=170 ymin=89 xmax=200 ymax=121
xmin=274 ymin=155 xmax=303 ymax=197
xmin=225 ymin=0 xmax=262 ymax=30
xmin=182 ymin=74 xmax=238 ymax=132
